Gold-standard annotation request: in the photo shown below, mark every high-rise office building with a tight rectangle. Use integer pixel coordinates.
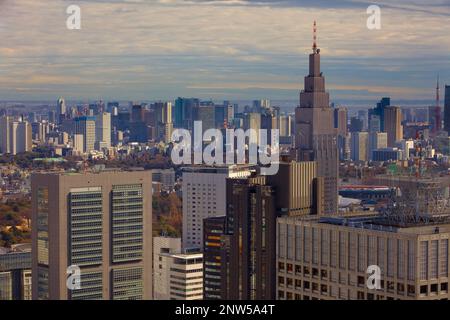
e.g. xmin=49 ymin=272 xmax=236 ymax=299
xmin=368 ymin=132 xmax=388 ymax=161
xmin=369 ymin=97 xmax=391 ymax=132
xmin=131 ymin=104 xmax=144 ymax=123
xmin=95 ymin=112 xmax=111 ymax=149
xmin=369 ymin=115 xmax=381 ymax=133
xmin=350 ymin=132 xmax=369 ymax=162
xmin=182 ymin=165 xmax=252 ymax=250
xmin=429 ymin=76 xmax=442 ymax=136
xmin=445 ymin=85 xmax=450 ymax=133
xmin=15 ymin=121 xmax=32 ymax=154
xmin=31 ymin=170 xmax=152 ymax=300
xmin=279 ymin=115 xmax=292 ymax=137
xmin=384 ymin=106 xmax=403 ymax=147
xmin=0 ymin=116 xmax=11 ymax=154
xmin=221 ymin=160 xmax=321 ymax=300
xmin=174 ymin=97 xmax=200 ymax=130
xmin=0 ymin=247 xmax=32 ymax=300
xmin=294 ymin=22 xmax=338 ymax=215
xmin=57 ymin=98 xmax=66 ymax=124
xmin=0 ymin=117 xmax=32 ymax=155
xmin=277 ymin=213 xmax=450 ymax=300
xmin=153 ymin=102 xmax=173 ymax=143
xmin=74 ymin=116 xmax=96 ymax=153
xmin=334 ymin=107 xmax=348 ymax=137
xmin=203 ymin=216 xmax=226 ymax=300
xmin=223 ymin=175 xmax=277 ymax=300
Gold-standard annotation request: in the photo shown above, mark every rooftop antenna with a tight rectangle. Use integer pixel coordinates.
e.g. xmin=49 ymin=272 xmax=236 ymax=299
xmin=313 ymin=20 xmax=318 ymax=53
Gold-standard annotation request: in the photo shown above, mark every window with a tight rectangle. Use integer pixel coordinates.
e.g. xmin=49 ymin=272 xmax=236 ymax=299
xmin=357 ymin=276 xmax=365 ymax=286
xmin=420 ymin=241 xmax=428 ymax=280
xmin=420 ymin=285 xmax=427 ymax=295
xmin=287 ymin=264 xmax=293 ymax=273
xmin=440 ymin=240 xmax=448 ymax=277
xmin=407 ymin=285 xmax=415 ymax=295
xmin=295 ymin=265 xmax=301 ymax=274
xmin=304 ymin=281 xmax=310 ymax=290
xmin=431 ymin=284 xmax=438 ymax=294
xmin=303 ymin=266 xmax=310 ymax=276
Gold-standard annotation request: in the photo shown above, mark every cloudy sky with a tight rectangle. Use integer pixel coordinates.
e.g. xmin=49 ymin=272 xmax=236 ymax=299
xmin=0 ymin=0 xmax=449 ymax=104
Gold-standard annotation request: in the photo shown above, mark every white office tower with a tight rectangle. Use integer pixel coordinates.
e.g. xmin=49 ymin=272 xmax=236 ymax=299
xmin=95 ymin=112 xmax=111 ymax=149
xmin=16 ymin=121 xmax=32 ymax=154
xmin=279 ymin=115 xmax=292 ymax=137
xmin=57 ymin=97 xmax=66 ymax=115
xmin=153 ymin=237 xmax=203 ymax=300
xmin=399 ymin=139 xmax=414 ymax=160
xmin=182 ymin=165 xmax=253 ymax=250
xmin=72 ymin=134 xmax=84 ymax=154
xmin=369 ymin=132 xmax=388 ymax=160
xmin=0 ymin=117 xmax=31 ymax=155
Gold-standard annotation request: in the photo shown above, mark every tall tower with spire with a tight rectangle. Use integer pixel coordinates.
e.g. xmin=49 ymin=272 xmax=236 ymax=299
xmin=294 ymin=21 xmax=338 ymax=215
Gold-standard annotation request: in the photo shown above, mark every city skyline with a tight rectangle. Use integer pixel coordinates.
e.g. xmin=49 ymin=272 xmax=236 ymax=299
xmin=0 ymin=0 xmax=449 ymax=102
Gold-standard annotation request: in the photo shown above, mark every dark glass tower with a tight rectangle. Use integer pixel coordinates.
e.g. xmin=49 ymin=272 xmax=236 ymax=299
xmin=444 ymin=85 xmax=450 ymax=133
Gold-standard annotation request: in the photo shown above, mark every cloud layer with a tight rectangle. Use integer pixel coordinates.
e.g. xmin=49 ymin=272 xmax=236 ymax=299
xmin=0 ymin=0 xmax=449 ymax=104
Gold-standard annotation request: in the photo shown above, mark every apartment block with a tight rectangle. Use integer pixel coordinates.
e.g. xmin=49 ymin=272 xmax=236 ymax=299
xmin=153 ymin=237 xmax=203 ymax=300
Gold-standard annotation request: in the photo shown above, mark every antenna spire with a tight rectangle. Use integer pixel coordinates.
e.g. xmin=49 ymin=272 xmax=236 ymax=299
xmin=436 ymin=74 xmax=440 ymax=107
xmin=313 ymin=20 xmax=317 ymax=53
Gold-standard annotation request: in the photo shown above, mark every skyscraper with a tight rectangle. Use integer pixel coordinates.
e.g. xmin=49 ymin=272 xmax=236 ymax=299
xmin=221 ymin=160 xmax=321 ymax=300
xmin=368 ymin=132 xmax=388 ymax=161
xmin=384 ymin=106 xmax=403 ymax=147
xmin=95 ymin=112 xmax=111 ymax=149
xmin=57 ymin=98 xmax=66 ymax=124
xmin=203 ymin=216 xmax=226 ymax=300
xmin=182 ymin=165 xmax=252 ymax=250
xmin=334 ymin=107 xmax=348 ymax=137
xmin=0 ymin=116 xmax=32 ymax=155
xmin=350 ymin=131 xmax=369 ymax=161
xmin=429 ymin=76 xmax=442 ymax=136
xmin=444 ymin=85 xmax=450 ymax=133
xmin=174 ymin=97 xmax=200 ymax=130
xmin=74 ymin=116 xmax=96 ymax=153
xmin=0 ymin=116 xmax=11 ymax=154
xmin=294 ymin=21 xmax=338 ymax=215
xmin=153 ymin=102 xmax=173 ymax=143
xmin=369 ymin=97 xmax=391 ymax=132
xmin=31 ymin=170 xmax=152 ymax=300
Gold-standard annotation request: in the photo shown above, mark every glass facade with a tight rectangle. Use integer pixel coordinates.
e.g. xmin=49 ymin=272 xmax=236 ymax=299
xmin=111 ymin=184 xmax=144 ymax=263
xmin=70 ymin=271 xmax=103 ymax=300
xmin=37 ymin=187 xmax=49 ymax=300
xmin=0 ymin=271 xmax=12 ymax=300
xmin=69 ymin=188 xmax=103 ymax=267
xmin=112 ymin=267 xmax=143 ymax=300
